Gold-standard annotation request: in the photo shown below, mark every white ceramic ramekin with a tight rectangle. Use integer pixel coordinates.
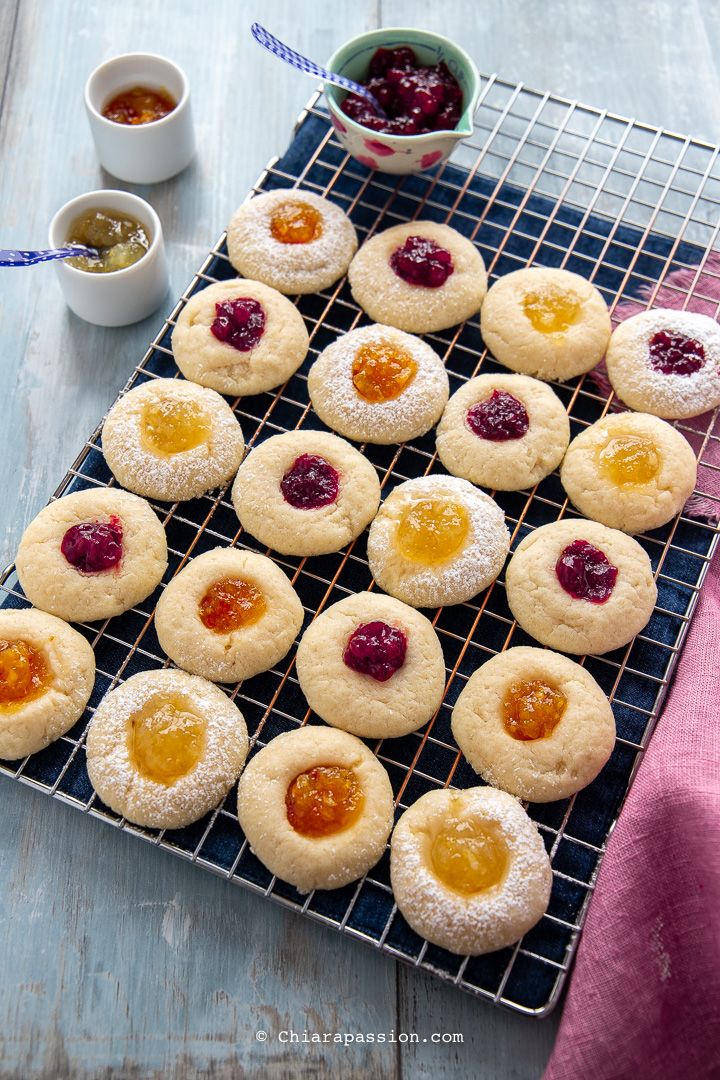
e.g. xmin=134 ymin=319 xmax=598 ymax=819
xmin=84 ymin=53 xmax=195 ymax=184
xmin=49 ymin=190 xmax=169 ymax=326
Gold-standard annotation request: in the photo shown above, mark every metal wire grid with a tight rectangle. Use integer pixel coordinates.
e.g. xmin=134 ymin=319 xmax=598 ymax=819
xmin=2 ymin=75 xmax=720 ymax=1017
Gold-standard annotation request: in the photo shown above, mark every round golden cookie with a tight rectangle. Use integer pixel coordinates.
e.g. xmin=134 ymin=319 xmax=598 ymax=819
xmin=560 ymin=412 xmax=697 ymax=534
xmin=348 ymin=221 xmax=487 ymax=333
xmin=307 ymin=324 xmax=449 ymax=445
xmin=390 ymin=787 xmax=552 ymax=955
xmin=16 ymin=488 xmax=168 ymax=623
xmin=171 ymin=278 xmax=309 ymax=397
xmin=226 ymin=190 xmax=358 ymax=295
xmin=231 ymin=430 xmax=381 ymax=557
xmin=295 ymin=592 xmax=446 ymax=739
xmin=155 ymin=547 xmax=303 ymax=684
xmin=86 ymin=668 xmax=248 ymax=830
xmin=0 ymin=609 xmax=95 ymax=760
xmin=102 ymin=378 xmax=245 ymax=502
xmin=480 ymin=267 xmax=611 ymax=381
xmin=451 ymin=647 xmax=616 ymax=802
xmin=436 ymin=373 xmax=570 ymax=491
xmin=505 ymin=519 xmax=657 ymax=655
xmin=605 ymin=308 xmax=720 ymax=419
xmin=236 ymin=726 xmax=394 ymax=893
xmin=367 ymin=476 xmax=510 ymax=608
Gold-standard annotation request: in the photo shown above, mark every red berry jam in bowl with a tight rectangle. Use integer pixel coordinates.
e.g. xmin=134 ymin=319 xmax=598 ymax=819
xmin=467 ymin=390 xmax=530 ymax=441
xmin=390 ymin=236 xmax=454 ymax=288
xmin=281 ymin=454 xmax=340 ymax=510
xmin=340 ymin=46 xmax=463 ymax=135
xmin=61 ymin=517 xmax=123 ymax=573
xmin=555 ymin=539 xmax=618 ymax=604
xmin=647 ymin=330 xmax=705 ymax=376
xmin=211 ymin=297 xmax=266 ymax=352
xmin=343 ymin=621 xmax=408 ymax=681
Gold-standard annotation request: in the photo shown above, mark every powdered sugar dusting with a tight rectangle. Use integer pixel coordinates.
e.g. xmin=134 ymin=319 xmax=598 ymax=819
xmin=102 ymin=379 xmax=244 ymax=502
xmin=607 ymin=309 xmax=720 ymax=418
xmin=390 ymin=787 xmax=552 ymax=954
xmin=227 ymin=190 xmax=358 ymax=294
xmin=308 ymin=324 xmax=449 ymax=444
xmin=367 ymin=475 xmax=510 ymax=607
xmin=86 ymin=669 xmax=248 ymax=829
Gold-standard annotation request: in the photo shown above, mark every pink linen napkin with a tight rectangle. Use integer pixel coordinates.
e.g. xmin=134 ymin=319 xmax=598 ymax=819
xmin=543 ymin=259 xmax=720 ymax=1079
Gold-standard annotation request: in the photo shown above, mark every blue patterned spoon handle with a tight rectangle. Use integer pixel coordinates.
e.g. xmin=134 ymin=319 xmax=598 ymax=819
xmin=0 ymin=246 xmax=99 ymax=266
xmin=251 ymin=22 xmax=387 ymax=117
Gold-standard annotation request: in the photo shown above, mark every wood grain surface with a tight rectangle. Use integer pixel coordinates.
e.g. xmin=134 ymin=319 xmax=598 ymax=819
xmin=0 ymin=2 xmax=718 ymax=1078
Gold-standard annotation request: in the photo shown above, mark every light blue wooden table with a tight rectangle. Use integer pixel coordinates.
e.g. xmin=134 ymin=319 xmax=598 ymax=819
xmin=1 ymin=2 xmax=718 ymax=1077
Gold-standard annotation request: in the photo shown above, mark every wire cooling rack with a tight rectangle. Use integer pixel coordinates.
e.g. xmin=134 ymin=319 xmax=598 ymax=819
xmin=2 ymin=77 xmax=720 ymax=1017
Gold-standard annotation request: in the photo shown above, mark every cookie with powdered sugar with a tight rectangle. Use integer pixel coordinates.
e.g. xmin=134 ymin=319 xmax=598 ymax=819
xmin=86 ymin=669 xmax=249 ymax=830
xmin=390 ymin=787 xmax=552 ymax=955
xmin=102 ymin=378 xmax=244 ymax=502
xmin=605 ymin=308 xmax=720 ymax=419
xmin=308 ymin=324 xmax=449 ymax=445
xmin=226 ymin=190 xmax=358 ymax=295
xmin=367 ymin=475 xmax=510 ymax=608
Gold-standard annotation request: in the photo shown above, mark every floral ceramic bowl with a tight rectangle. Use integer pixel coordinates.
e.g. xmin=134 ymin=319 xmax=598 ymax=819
xmin=324 ymin=27 xmax=481 ymax=175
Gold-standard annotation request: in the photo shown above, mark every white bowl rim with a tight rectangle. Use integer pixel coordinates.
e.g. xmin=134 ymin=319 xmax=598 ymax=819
xmin=84 ymin=52 xmax=189 ymax=132
xmin=48 ymin=189 xmax=162 ymax=280
xmin=324 ymin=26 xmax=481 ymax=143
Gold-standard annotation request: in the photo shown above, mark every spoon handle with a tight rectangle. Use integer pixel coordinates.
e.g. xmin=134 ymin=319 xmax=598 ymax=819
xmin=0 ymin=246 xmax=99 ymax=267
xmin=251 ymin=23 xmax=386 ymax=117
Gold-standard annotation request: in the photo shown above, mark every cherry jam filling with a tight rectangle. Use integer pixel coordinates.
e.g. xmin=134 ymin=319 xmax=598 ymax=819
xmin=280 ymin=454 xmax=340 ymax=510
xmin=343 ymin=621 xmax=408 ymax=682
xmin=555 ymin=540 xmax=618 ymax=604
xmin=210 ymin=297 xmax=266 ymax=352
xmin=466 ymin=390 xmax=530 ymax=441
xmin=390 ymin=236 xmax=454 ymax=288
xmin=340 ymin=46 xmax=463 ymax=135
xmin=61 ymin=516 xmax=123 ymax=573
xmin=647 ymin=330 xmax=705 ymax=376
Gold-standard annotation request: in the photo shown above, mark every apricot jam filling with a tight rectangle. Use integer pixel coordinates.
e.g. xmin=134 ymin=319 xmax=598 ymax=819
xmin=128 ymin=694 xmax=206 ymax=786
xmin=522 ymin=288 xmax=581 ymax=334
xmin=502 ymin=679 xmax=567 ymax=741
xmin=0 ymin=639 xmax=51 ymax=712
xmin=396 ymin=498 xmax=470 ymax=565
xmin=430 ymin=817 xmax=509 ymax=895
xmin=140 ymin=398 xmax=211 ymax=457
xmin=270 ymin=201 xmax=323 ymax=245
xmin=351 ymin=340 xmax=418 ymax=403
xmin=285 ymin=765 xmax=364 ymax=837
xmin=198 ymin=578 xmax=267 ymax=634
xmin=597 ymin=435 xmax=660 ymax=486
xmin=555 ymin=539 xmax=618 ymax=603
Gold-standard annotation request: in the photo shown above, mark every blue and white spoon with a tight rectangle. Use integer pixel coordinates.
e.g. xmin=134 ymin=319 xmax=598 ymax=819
xmin=0 ymin=246 xmax=99 ymax=267
xmin=251 ymin=22 xmax=386 ymax=117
